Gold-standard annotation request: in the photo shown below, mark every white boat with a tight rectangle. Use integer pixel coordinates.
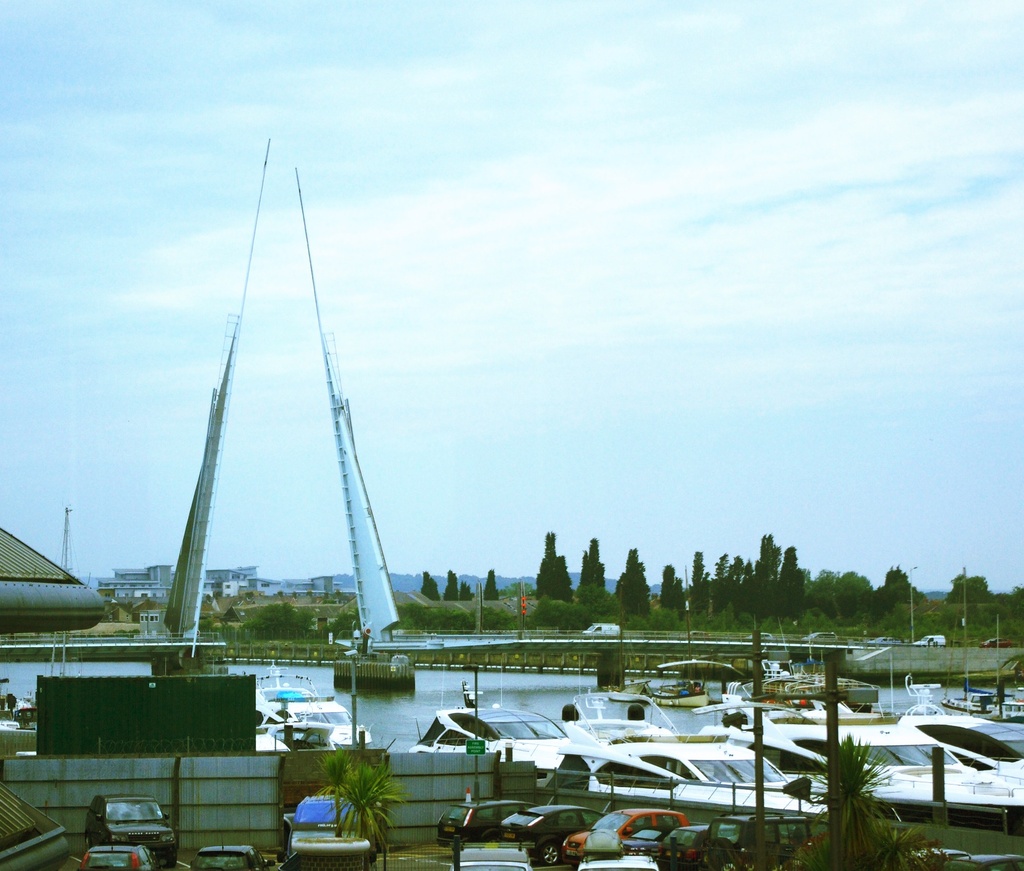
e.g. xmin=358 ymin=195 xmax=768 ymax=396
xmin=942 ymin=679 xmax=1000 ymax=717
xmin=409 ymin=681 xmax=571 ymax=773
xmin=552 ymin=733 xmax=812 ymax=814
xmin=256 ymin=666 xmax=369 ymax=747
xmin=630 ymin=659 xmax=737 ymax=709
xmin=702 ymin=708 xmax=1024 ymax=834
xmin=560 ymin=691 xmax=681 ymax=741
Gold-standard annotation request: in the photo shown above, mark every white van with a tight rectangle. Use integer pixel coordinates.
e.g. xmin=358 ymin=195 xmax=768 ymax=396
xmin=913 ymin=634 xmax=947 ymax=647
xmin=582 ymin=623 xmax=621 ymax=636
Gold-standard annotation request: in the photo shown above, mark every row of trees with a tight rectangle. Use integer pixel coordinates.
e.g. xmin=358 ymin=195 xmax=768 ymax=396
xmin=417 ymin=569 xmax=500 ymax=602
xmin=224 ymin=532 xmax=1018 ymax=641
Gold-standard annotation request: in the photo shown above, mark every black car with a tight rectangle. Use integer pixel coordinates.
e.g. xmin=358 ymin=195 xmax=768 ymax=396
xmin=192 ymin=845 xmax=273 ymax=871
xmin=499 ymin=804 xmax=604 ymax=866
xmin=85 ymin=794 xmax=177 ymax=868
xmin=944 ymin=856 xmax=1024 ymax=870
xmin=656 ymin=825 xmax=709 ymax=871
xmin=437 ymin=800 xmax=530 ymax=846
xmin=704 ymin=813 xmax=815 ymax=871
xmin=79 ymin=845 xmax=160 ymax=871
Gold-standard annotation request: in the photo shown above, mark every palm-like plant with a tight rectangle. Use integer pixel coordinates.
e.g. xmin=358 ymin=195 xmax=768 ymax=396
xmin=317 ymin=749 xmax=406 ymax=847
xmin=792 ymin=735 xmax=943 ymax=870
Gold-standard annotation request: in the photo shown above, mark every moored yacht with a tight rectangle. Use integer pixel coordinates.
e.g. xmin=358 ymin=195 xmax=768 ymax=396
xmin=560 ymin=691 xmax=681 ymax=741
xmin=551 ymin=733 xmax=812 ymax=815
xmin=410 ymin=681 xmax=571 ymax=772
xmin=700 ymin=711 xmax=1024 ymax=834
xmin=256 ymin=665 xmax=369 ymax=747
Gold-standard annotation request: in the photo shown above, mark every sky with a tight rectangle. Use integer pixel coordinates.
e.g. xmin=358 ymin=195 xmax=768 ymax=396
xmin=2 ymin=4 xmax=1022 ymax=594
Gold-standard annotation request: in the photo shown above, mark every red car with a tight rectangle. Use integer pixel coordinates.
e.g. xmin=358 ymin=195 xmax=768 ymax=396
xmin=980 ymin=638 xmax=1014 ymax=648
xmin=561 ymin=808 xmax=690 ymax=866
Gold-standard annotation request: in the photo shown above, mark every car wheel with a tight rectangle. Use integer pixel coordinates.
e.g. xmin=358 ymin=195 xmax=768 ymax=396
xmin=480 ymin=829 xmax=500 ymax=841
xmin=538 ymin=840 xmax=562 ymax=866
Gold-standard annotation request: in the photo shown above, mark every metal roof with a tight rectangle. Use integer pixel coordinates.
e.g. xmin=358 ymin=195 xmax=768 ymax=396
xmin=0 ymin=527 xmax=77 ymax=584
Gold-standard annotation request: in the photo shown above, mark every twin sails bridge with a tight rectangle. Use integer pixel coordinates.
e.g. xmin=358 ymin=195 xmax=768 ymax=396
xmin=2 ymin=144 xmax=400 ymax=665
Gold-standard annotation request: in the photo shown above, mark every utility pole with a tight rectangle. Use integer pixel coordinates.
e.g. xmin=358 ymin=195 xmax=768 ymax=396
xmin=752 ymin=629 xmax=766 ymax=871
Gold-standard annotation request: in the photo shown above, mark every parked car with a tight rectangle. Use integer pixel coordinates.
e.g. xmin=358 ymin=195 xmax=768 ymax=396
xmin=437 ymin=800 xmax=530 ymax=845
xmin=79 ymin=845 xmax=159 ymax=871
xmin=943 ymin=856 xmax=1024 ymax=870
xmin=562 ymin=808 xmax=690 ymax=866
xmin=192 ymin=845 xmax=273 ymax=871
xmin=500 ymin=805 xmax=604 ymax=866
xmin=84 ymin=795 xmax=177 ymax=869
xmin=704 ymin=812 xmax=816 ymax=871
xmin=801 ymin=632 xmax=838 ymax=643
xmin=866 ymin=636 xmax=903 ymax=646
xmin=656 ymin=825 xmax=709 ymax=871
xmin=980 ymin=638 xmax=1014 ymax=649
xmin=449 ymin=845 xmax=534 ymax=871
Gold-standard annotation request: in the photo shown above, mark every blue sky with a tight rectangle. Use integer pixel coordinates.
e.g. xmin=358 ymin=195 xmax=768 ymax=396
xmin=2 ymin=4 xmax=1022 ymax=593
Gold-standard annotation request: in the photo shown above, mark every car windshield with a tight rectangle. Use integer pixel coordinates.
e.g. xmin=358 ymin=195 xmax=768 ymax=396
xmin=441 ymin=806 xmax=471 ymax=824
xmin=503 ymin=812 xmax=542 ymax=827
xmin=107 ymin=800 xmax=162 ymax=822
xmin=193 ymin=855 xmax=248 ymax=870
xmin=593 ymin=813 xmax=630 ymax=831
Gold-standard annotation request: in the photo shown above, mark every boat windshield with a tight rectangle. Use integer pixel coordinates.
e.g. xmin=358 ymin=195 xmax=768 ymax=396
xmin=866 ymin=743 xmax=955 ymax=767
xmin=302 ymin=709 xmax=353 ymax=726
xmin=480 ymin=710 xmax=567 ymax=740
xmin=690 ymin=757 xmax=789 ymax=784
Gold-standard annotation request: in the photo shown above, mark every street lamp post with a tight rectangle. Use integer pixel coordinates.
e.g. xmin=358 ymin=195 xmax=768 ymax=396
xmin=909 ymin=566 xmax=918 ymax=644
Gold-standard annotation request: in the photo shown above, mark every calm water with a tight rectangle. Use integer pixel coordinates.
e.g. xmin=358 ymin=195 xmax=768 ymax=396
xmin=1 ymin=659 xmax=931 ymax=751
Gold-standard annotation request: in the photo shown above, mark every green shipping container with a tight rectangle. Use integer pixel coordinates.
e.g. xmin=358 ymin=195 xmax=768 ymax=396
xmin=36 ymin=675 xmax=256 ymax=755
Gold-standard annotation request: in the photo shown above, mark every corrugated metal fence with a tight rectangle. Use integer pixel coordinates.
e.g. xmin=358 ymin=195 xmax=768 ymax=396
xmin=0 ymin=753 xmax=539 ymax=855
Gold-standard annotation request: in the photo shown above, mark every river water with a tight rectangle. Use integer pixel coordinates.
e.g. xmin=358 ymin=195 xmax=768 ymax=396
xmin=1 ymin=659 xmax=936 ymax=751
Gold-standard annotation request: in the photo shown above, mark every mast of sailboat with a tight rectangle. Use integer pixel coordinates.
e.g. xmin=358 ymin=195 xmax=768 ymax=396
xmin=684 ymin=566 xmax=692 ymax=659
xmin=963 ymin=567 xmax=969 ymax=693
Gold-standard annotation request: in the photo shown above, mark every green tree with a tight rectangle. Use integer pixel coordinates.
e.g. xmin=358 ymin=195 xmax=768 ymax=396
xmin=579 ymin=538 xmax=606 ymax=590
xmin=709 ymin=553 xmax=731 ymax=618
xmin=420 ymin=571 xmax=440 ymax=601
xmin=947 ymin=572 xmax=992 ymax=606
xmin=660 ymin=564 xmax=684 ymax=614
xmin=778 ymin=546 xmax=804 ymax=617
xmin=317 ymin=748 xmax=405 ymax=863
xmin=575 ymin=581 xmax=618 ymax=622
xmin=483 ymin=569 xmax=498 ymax=601
xmin=616 ymin=548 xmax=650 ymax=617
xmin=243 ymin=602 xmax=313 ymax=638
xmin=537 ymin=532 xmax=573 ymax=602
xmin=872 ymin=565 xmax=910 ymax=622
xmin=690 ymin=551 xmax=711 ymax=616
xmin=458 ymin=580 xmax=473 ymax=601
xmin=753 ymin=534 xmax=782 ymax=618
xmin=443 ymin=570 xmax=459 ymax=602
xmin=734 ymin=558 xmax=755 ymax=618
